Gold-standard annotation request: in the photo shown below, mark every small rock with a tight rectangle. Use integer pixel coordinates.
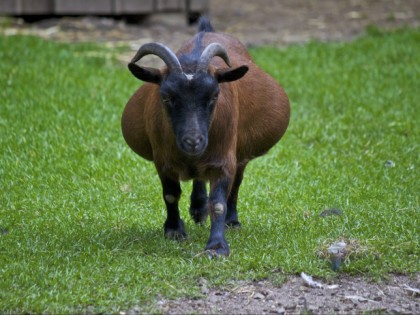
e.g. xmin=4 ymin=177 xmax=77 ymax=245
xmin=391 ymin=307 xmax=404 ymax=314
xmin=385 ymin=160 xmax=396 ymax=168
xmin=261 ymin=289 xmax=271 ymax=296
xmin=254 ymin=292 xmax=265 ymax=300
xmin=307 ymin=304 xmax=317 ymax=312
xmin=275 ymin=306 xmax=286 ymax=314
xmin=127 ymin=306 xmax=141 ymax=315
xmin=403 ymin=304 xmax=412 ymax=310
xmin=285 ymin=304 xmax=297 ymax=310
xmin=347 ymin=11 xmax=363 ymax=19
xmin=199 ymin=278 xmax=209 ymax=295
xmin=328 ymin=241 xmax=347 ymax=255
xmin=266 ymin=293 xmax=275 ymax=301
xmin=328 ymin=241 xmax=347 ymax=271
xmin=201 ymin=286 xmax=209 ymax=295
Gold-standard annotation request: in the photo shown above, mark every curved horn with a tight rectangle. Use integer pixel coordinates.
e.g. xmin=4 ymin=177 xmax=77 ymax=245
xmin=197 ymin=43 xmax=231 ymax=72
xmin=130 ymin=42 xmax=182 ymax=74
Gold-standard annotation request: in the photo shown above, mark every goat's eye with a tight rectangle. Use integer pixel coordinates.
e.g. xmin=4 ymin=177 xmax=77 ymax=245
xmin=211 ymin=95 xmax=218 ymax=103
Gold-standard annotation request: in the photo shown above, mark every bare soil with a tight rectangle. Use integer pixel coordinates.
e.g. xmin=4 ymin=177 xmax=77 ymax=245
xmin=150 ymin=274 xmax=420 ymax=314
xmin=2 ymin=1 xmax=419 ymax=313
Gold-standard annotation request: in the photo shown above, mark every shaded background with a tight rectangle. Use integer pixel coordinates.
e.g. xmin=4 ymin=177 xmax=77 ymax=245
xmin=1 ymin=0 xmax=419 ymax=52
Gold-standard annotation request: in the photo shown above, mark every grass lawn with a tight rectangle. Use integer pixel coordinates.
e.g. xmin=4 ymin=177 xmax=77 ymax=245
xmin=0 ymin=27 xmax=419 ymax=313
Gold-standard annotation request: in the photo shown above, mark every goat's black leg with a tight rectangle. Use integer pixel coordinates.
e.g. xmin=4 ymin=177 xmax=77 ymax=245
xmin=189 ymin=180 xmax=208 ymax=224
xmin=159 ymin=175 xmax=186 ymax=240
xmin=205 ymin=177 xmax=231 ymax=256
xmin=226 ymin=163 xmax=247 ymax=228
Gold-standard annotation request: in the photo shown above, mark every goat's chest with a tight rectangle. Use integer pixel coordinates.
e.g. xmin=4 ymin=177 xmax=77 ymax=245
xmin=164 ymin=156 xmax=226 ymax=181
xmin=178 ymin=164 xmax=199 ymax=181
xmin=173 ymin=159 xmax=211 ymax=181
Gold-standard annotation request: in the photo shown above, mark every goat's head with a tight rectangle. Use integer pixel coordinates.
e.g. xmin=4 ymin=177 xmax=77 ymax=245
xmin=128 ymin=42 xmax=248 ymax=157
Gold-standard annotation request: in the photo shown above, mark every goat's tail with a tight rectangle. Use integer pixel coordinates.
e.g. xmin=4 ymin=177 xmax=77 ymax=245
xmin=198 ymin=16 xmax=215 ymax=32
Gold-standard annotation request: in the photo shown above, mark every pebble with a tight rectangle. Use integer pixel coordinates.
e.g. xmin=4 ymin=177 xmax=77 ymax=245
xmin=385 ymin=160 xmax=396 ymax=167
xmin=253 ymin=292 xmax=265 ymax=300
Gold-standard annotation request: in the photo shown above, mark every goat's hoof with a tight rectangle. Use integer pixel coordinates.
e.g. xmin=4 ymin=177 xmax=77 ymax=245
xmin=225 ymin=220 xmax=242 ymax=229
xmin=205 ymin=239 xmax=230 ymax=257
xmin=164 ymin=220 xmax=187 ymax=241
xmin=189 ymin=207 xmax=208 ymax=224
xmin=164 ymin=229 xmax=187 ymax=241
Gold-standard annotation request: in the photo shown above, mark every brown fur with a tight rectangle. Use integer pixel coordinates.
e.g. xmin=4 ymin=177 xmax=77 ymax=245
xmin=122 ymin=31 xmax=290 ymax=183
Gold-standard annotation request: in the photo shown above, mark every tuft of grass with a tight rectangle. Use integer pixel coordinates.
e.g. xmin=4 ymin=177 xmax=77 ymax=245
xmin=317 ymin=238 xmax=375 ymax=262
xmin=1 ymin=28 xmax=419 ymax=313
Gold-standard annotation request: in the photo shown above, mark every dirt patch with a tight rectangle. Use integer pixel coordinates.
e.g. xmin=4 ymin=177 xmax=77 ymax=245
xmin=2 ymin=1 xmax=419 ymax=314
xmin=149 ymin=274 xmax=420 ymax=314
xmin=211 ymin=0 xmax=420 ymax=46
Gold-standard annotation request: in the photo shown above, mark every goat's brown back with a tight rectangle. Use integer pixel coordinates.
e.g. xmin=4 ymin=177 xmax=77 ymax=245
xmin=122 ymin=31 xmax=290 ymax=176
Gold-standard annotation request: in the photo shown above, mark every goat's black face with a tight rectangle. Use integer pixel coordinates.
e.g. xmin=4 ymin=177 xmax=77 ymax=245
xmin=160 ymin=72 xmax=219 ymax=157
xmin=127 ymin=40 xmax=249 ymax=157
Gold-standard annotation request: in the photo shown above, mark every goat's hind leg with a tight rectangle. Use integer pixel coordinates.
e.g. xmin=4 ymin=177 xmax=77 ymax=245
xmin=189 ymin=180 xmax=208 ymax=224
xmin=160 ymin=175 xmax=187 ymax=240
xmin=225 ymin=163 xmax=247 ymax=228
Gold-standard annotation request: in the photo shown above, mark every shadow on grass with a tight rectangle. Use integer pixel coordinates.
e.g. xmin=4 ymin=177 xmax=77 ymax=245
xmin=76 ymin=221 xmax=209 ymax=259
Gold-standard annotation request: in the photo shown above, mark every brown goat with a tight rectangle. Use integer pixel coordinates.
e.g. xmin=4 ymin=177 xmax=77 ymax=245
xmin=122 ymin=18 xmax=290 ymax=256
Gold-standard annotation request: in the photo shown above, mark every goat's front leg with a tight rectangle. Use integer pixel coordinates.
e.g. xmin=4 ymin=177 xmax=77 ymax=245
xmin=189 ymin=180 xmax=208 ymax=224
xmin=205 ymin=177 xmax=231 ymax=256
xmin=159 ymin=175 xmax=186 ymax=240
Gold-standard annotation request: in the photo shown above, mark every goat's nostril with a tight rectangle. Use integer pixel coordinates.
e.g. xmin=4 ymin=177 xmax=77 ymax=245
xmin=185 ymin=137 xmax=198 ymax=146
xmin=183 ymin=134 xmax=204 ymax=151
xmin=195 ymin=135 xmax=204 ymax=146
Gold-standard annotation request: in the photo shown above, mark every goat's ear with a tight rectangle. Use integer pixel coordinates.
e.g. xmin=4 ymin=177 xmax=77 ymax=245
xmin=215 ymin=65 xmax=249 ymax=83
xmin=128 ymin=63 xmax=162 ymax=84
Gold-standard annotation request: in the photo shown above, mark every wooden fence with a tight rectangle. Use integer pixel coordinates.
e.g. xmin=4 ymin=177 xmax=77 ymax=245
xmin=0 ymin=0 xmax=208 ymax=19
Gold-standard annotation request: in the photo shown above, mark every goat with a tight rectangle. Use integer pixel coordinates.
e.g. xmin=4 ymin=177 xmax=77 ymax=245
xmin=122 ymin=17 xmax=290 ymax=256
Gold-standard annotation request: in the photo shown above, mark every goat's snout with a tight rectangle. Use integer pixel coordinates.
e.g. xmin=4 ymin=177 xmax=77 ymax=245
xmin=180 ymin=132 xmax=206 ymax=156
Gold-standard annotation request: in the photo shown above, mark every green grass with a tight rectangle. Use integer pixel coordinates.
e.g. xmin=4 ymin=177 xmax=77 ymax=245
xmin=1 ymin=27 xmax=419 ymax=313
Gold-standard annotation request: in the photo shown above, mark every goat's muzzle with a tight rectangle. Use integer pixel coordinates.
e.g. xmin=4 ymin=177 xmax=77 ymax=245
xmin=179 ymin=132 xmax=207 ymax=157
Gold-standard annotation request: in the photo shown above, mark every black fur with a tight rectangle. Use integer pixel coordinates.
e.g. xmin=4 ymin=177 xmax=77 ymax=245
xmin=177 ymin=31 xmax=206 ymax=71
xmin=198 ymin=16 xmax=215 ymax=33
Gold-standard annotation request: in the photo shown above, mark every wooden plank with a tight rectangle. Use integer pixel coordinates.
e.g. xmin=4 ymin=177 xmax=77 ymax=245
xmin=156 ymin=0 xmax=185 ymax=11
xmin=189 ymin=0 xmax=208 ymax=12
xmin=55 ymin=0 xmax=113 ymax=14
xmin=114 ymin=0 xmax=154 ymax=14
xmin=21 ymin=0 xmax=54 ymax=14
xmin=0 ymin=0 xmax=54 ymax=14
xmin=0 ymin=0 xmax=208 ymax=16
xmin=0 ymin=0 xmax=16 ymax=14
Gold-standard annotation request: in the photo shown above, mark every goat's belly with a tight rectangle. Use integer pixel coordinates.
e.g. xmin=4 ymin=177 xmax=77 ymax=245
xmin=238 ymin=107 xmax=289 ymax=160
xmin=237 ymin=69 xmax=290 ymax=160
xmin=240 ymin=128 xmax=285 ymax=160
xmin=121 ymin=114 xmax=153 ymax=161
